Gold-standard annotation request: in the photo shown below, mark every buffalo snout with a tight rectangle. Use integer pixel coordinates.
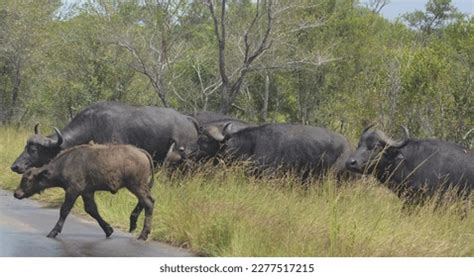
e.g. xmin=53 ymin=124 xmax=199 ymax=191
xmin=13 ymin=189 xmax=25 ymax=199
xmin=10 ymin=164 xmax=25 ymax=174
xmin=345 ymin=158 xmax=362 ymax=173
xmin=11 ymin=164 xmax=20 ymax=173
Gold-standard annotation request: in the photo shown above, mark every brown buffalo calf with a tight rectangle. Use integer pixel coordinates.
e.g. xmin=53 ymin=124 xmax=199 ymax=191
xmin=14 ymin=144 xmax=155 ymax=240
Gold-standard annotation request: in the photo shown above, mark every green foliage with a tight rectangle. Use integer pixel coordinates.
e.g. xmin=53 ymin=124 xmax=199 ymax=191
xmin=402 ymin=0 xmax=462 ymax=35
xmin=0 ymin=0 xmax=471 ymax=143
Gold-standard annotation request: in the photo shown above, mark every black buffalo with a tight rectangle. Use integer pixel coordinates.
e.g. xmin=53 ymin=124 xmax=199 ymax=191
xmin=201 ymin=123 xmax=352 ymax=178
xmin=346 ymin=125 xmax=474 ymax=206
xmin=188 ymin=111 xmax=255 ymax=162
xmin=11 ymin=101 xmax=199 ymax=173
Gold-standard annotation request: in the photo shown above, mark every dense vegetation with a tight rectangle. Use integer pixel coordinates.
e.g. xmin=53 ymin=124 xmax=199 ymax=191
xmin=1 ymin=126 xmax=473 ymax=256
xmin=1 ymin=0 xmax=472 ymax=143
xmin=0 ymin=0 xmax=473 ymax=256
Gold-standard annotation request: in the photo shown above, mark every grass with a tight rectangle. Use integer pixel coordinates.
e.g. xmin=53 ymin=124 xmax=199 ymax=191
xmin=0 ymin=125 xmax=473 ymax=256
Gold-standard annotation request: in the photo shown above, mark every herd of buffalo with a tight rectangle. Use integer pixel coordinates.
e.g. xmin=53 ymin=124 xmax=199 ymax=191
xmin=10 ymin=101 xmax=474 ymax=240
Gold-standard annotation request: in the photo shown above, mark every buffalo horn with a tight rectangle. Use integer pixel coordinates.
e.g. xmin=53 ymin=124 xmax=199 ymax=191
xmin=52 ymin=127 xmax=63 ymax=147
xmin=34 ymin=123 xmax=40 ymax=135
xmin=362 ymin=123 xmax=376 ymax=135
xmin=222 ymin=122 xmax=233 ymax=136
xmin=206 ymin=126 xmax=225 ymax=142
xmin=389 ymin=126 xmax=409 ymax=148
xmin=401 ymin=125 xmax=410 ymax=139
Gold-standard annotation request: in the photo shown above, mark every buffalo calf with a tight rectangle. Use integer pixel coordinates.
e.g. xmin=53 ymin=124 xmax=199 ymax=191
xmin=14 ymin=144 xmax=155 ymax=240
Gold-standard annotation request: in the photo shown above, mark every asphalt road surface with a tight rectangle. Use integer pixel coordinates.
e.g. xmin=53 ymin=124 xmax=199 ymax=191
xmin=0 ymin=189 xmax=193 ymax=257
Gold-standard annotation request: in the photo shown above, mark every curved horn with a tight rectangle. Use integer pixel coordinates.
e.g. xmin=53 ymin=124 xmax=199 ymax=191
xmin=222 ymin=122 xmax=233 ymax=137
xmin=390 ymin=125 xmax=410 ymax=148
xmin=167 ymin=141 xmax=176 ymax=155
xmin=34 ymin=123 xmax=40 ymax=135
xmin=362 ymin=123 xmax=375 ymax=135
xmin=52 ymin=128 xmax=63 ymax=147
xmin=390 ymin=139 xmax=409 ymax=148
xmin=164 ymin=140 xmax=178 ymax=165
xmin=385 ymin=126 xmax=409 ymax=148
xmin=206 ymin=126 xmax=225 ymax=142
xmin=401 ymin=125 xmax=410 ymax=139
xmin=375 ymin=129 xmax=407 ymax=149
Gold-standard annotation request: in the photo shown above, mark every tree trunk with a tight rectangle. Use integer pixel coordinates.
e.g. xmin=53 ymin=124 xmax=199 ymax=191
xmin=151 ymin=77 xmax=169 ymax=108
xmin=262 ymin=72 xmax=270 ymax=121
xmin=218 ymin=84 xmax=232 ymax=114
xmin=8 ymin=65 xmax=21 ymax=122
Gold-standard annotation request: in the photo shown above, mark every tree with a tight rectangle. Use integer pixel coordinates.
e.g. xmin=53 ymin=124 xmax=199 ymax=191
xmin=205 ymin=0 xmax=273 ymax=114
xmin=402 ymin=0 xmax=461 ymax=35
xmin=365 ymin=0 xmax=389 ymax=14
xmin=0 ymin=0 xmax=59 ymax=122
xmin=114 ymin=0 xmax=191 ymax=108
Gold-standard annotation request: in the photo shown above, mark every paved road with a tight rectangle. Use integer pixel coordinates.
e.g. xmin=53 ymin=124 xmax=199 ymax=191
xmin=0 ymin=189 xmax=193 ymax=257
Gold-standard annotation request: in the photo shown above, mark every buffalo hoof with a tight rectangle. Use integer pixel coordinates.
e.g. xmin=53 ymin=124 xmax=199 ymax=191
xmin=129 ymin=223 xmax=137 ymax=233
xmin=137 ymin=233 xmax=149 ymax=241
xmin=104 ymin=226 xmax=114 ymax=238
xmin=47 ymin=230 xmax=59 ymax=238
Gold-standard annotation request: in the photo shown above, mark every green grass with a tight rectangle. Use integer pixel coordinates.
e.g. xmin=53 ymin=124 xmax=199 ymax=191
xmin=0 ymin=125 xmax=473 ymax=256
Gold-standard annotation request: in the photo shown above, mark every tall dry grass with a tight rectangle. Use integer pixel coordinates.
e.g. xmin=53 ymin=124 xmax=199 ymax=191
xmin=0 ymin=125 xmax=472 ymax=256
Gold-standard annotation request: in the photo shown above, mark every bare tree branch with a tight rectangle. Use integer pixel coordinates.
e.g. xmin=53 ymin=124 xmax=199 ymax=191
xmin=366 ymin=0 xmax=390 ymax=14
xmin=205 ymin=0 xmax=274 ymax=113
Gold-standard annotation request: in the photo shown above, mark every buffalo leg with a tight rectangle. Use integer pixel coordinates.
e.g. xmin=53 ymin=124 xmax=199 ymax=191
xmin=128 ymin=186 xmax=155 ymax=240
xmin=137 ymin=194 xmax=154 ymax=240
xmin=47 ymin=192 xmax=79 ymax=238
xmin=82 ymin=193 xmax=114 ymax=237
xmin=129 ymin=202 xmax=143 ymax=232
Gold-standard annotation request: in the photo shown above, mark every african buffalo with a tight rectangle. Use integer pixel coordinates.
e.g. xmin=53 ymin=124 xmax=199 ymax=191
xmin=188 ymin=111 xmax=255 ymax=161
xmin=346 ymin=125 xmax=474 ymax=206
xmin=200 ymin=123 xmax=352 ymax=179
xmin=11 ymin=101 xmax=199 ymax=174
xmin=14 ymin=143 xmax=155 ymax=240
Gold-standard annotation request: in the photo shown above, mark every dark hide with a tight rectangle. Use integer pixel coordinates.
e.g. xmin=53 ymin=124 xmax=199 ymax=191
xmin=11 ymin=101 xmax=199 ymax=173
xmin=347 ymin=128 xmax=474 ymax=206
xmin=201 ymin=123 xmax=352 ymax=178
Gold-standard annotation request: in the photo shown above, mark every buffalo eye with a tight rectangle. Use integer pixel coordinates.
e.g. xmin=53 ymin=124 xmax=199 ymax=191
xmin=28 ymin=146 xmax=38 ymax=154
xmin=376 ymin=141 xmax=386 ymax=149
xmin=368 ymin=142 xmax=380 ymax=151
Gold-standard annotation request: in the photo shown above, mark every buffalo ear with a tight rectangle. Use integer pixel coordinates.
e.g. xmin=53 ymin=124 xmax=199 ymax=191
xmin=37 ymin=168 xmax=51 ymax=180
xmin=383 ymin=145 xmax=403 ymax=160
